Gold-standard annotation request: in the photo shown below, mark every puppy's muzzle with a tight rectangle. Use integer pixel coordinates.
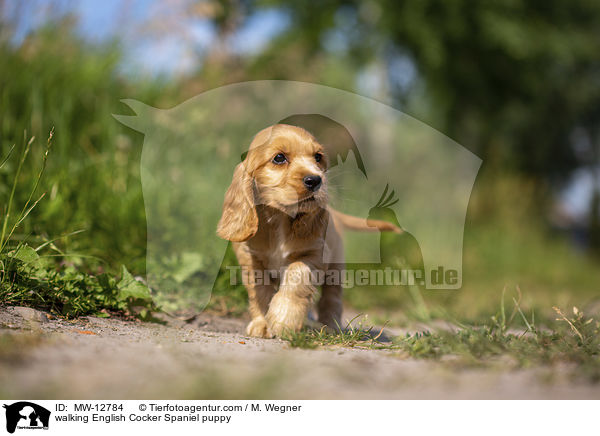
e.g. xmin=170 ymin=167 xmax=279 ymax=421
xmin=303 ymin=175 xmax=322 ymax=192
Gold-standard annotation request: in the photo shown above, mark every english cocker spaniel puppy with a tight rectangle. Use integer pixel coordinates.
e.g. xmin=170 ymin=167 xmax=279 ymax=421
xmin=217 ymin=124 xmax=400 ymax=338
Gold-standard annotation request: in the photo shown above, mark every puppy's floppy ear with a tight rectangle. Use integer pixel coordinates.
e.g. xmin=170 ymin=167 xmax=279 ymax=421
xmin=217 ymin=162 xmax=258 ymax=242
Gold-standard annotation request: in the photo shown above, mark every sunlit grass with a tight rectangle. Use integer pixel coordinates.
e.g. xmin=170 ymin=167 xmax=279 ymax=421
xmin=284 ymin=297 xmax=600 ymax=382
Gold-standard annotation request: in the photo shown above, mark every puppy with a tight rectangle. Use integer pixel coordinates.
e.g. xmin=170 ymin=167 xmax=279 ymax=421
xmin=217 ymin=124 xmax=400 ymax=338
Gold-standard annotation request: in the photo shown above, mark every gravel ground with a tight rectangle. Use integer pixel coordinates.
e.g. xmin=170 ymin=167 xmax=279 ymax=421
xmin=0 ymin=306 xmax=598 ymax=399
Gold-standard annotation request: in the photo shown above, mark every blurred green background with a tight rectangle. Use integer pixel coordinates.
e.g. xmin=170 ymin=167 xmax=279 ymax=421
xmin=1 ymin=0 xmax=599 ymax=323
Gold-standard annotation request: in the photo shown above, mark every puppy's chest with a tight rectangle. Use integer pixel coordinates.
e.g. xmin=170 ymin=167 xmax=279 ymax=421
xmin=267 ymin=237 xmax=294 ymax=271
xmin=252 ymin=226 xmax=322 ymax=270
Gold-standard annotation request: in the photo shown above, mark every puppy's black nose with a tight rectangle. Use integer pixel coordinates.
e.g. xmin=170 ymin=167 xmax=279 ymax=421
xmin=303 ymin=175 xmax=322 ymax=192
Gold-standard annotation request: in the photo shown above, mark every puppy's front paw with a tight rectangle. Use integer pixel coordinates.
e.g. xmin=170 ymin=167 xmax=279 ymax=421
xmin=246 ymin=317 xmax=273 ymax=338
xmin=266 ymin=313 xmax=304 ymax=338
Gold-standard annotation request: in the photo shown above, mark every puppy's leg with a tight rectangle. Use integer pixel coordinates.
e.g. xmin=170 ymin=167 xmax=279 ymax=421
xmin=233 ymin=243 xmax=276 ymax=338
xmin=246 ymin=280 xmax=276 ymax=338
xmin=318 ymin=264 xmax=343 ymax=330
xmin=266 ymin=261 xmax=316 ymax=337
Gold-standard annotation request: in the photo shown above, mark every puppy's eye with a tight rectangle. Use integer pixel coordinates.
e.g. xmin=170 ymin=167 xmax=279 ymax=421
xmin=272 ymin=153 xmax=287 ymax=164
xmin=315 ymin=153 xmax=323 ymax=163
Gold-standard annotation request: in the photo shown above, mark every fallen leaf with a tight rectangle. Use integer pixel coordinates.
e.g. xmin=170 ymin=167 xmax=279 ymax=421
xmin=75 ymin=330 xmax=97 ymax=335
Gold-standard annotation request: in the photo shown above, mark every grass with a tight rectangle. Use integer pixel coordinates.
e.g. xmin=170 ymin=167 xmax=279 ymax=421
xmin=0 ymin=132 xmax=156 ymax=320
xmin=284 ymin=296 xmax=600 ymax=382
xmin=284 ymin=316 xmax=385 ymax=349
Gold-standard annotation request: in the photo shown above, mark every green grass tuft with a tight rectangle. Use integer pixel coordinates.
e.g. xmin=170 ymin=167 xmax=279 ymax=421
xmin=284 ymin=316 xmax=386 ymax=349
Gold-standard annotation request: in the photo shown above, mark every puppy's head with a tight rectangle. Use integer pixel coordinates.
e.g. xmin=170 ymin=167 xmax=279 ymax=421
xmin=252 ymin=124 xmax=328 ymax=213
xmin=217 ymin=124 xmax=328 ymax=242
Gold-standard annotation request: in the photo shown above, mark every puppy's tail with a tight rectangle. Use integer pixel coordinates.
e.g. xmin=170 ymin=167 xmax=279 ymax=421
xmin=329 ymin=208 xmax=403 ymax=234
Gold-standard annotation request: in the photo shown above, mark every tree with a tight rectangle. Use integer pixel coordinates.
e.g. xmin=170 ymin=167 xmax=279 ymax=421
xmin=249 ymin=0 xmax=600 ymax=185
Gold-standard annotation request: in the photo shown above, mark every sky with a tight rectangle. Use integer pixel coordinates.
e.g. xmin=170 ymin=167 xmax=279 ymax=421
xmin=6 ymin=0 xmax=289 ymax=76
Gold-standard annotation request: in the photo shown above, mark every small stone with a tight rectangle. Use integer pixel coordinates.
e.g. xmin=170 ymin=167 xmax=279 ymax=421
xmin=11 ymin=306 xmax=49 ymax=323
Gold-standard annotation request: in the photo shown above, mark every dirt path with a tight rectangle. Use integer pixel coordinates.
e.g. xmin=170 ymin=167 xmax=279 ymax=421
xmin=0 ymin=306 xmax=598 ymax=399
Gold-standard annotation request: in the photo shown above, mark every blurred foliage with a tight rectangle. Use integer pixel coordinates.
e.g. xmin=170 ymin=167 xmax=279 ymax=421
xmin=0 ymin=19 xmax=178 ymax=273
xmin=252 ymin=0 xmax=600 ymax=183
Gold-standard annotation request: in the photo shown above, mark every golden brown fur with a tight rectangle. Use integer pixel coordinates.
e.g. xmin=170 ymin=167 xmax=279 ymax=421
xmin=217 ymin=124 xmax=400 ymax=338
